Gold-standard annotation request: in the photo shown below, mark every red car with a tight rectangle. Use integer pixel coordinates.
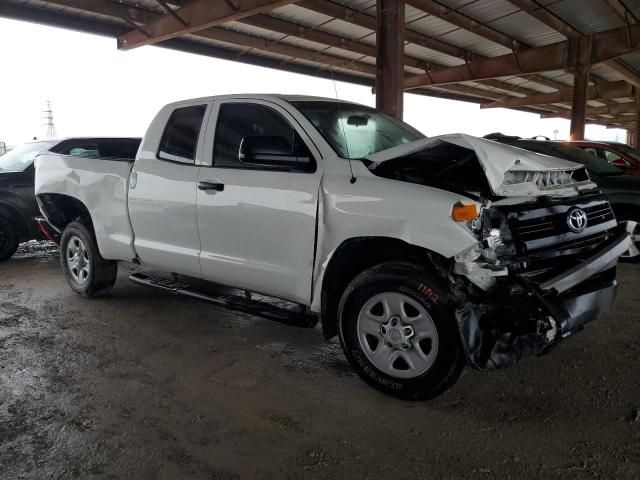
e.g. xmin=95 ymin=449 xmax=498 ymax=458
xmin=568 ymin=140 xmax=640 ymax=175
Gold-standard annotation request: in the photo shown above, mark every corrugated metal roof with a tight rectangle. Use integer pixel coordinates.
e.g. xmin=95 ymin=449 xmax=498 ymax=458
xmin=539 ymin=0 xmax=624 ymax=33
xmin=0 ymin=0 xmax=638 ymax=130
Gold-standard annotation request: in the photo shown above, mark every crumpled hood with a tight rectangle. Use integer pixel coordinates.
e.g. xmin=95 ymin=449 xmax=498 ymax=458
xmin=367 ymin=133 xmax=596 ymax=197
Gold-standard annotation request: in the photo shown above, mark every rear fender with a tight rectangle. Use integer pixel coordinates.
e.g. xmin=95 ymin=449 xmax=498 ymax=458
xmin=35 ymin=154 xmax=136 ymax=261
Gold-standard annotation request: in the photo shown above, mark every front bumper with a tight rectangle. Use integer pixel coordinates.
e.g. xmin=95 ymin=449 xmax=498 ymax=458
xmin=456 ymin=231 xmax=631 ymax=370
xmin=539 ymin=232 xmax=631 ymax=295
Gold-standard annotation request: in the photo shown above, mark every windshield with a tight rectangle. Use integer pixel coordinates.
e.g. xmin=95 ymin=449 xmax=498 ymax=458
xmin=0 ymin=141 xmax=57 ymax=172
xmin=291 ymin=101 xmax=425 ymax=159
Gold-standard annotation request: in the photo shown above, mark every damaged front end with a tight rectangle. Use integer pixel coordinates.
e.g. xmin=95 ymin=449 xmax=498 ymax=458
xmin=368 ymin=134 xmax=631 ymax=370
xmin=453 ymin=194 xmax=631 ymax=369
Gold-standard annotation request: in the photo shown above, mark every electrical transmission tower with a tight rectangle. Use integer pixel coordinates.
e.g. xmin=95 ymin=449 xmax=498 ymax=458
xmin=43 ymin=100 xmax=57 ymax=138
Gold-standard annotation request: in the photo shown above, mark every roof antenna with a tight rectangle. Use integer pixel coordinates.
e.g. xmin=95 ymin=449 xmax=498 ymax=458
xmin=330 ymin=68 xmax=356 ymax=184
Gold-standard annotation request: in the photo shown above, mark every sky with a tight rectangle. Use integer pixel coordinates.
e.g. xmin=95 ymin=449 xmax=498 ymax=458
xmin=0 ymin=17 xmax=628 ymax=147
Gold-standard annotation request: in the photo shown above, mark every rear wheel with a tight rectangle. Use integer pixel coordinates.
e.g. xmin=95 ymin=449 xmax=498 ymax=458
xmin=0 ymin=216 xmax=19 ymax=262
xmin=60 ymin=221 xmax=118 ymax=297
xmin=619 ymin=215 xmax=640 ymax=263
xmin=338 ymin=262 xmax=464 ymax=400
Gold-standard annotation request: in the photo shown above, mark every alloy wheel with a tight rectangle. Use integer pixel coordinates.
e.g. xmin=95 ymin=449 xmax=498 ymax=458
xmin=357 ymin=292 xmax=439 ymax=379
xmin=66 ymin=235 xmax=91 ymax=284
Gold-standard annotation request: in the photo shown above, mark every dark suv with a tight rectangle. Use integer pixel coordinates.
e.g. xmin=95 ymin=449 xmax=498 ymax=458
xmin=0 ymin=137 xmax=140 ymax=261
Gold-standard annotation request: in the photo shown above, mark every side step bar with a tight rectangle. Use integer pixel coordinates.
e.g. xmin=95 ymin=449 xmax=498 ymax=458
xmin=129 ymin=273 xmax=319 ymax=328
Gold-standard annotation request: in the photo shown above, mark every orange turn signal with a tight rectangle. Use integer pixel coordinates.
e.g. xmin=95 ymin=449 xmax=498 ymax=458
xmin=451 ymin=202 xmax=478 ymax=222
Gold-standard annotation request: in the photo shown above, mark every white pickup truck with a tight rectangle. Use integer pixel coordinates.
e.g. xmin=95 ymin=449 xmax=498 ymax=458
xmin=35 ymin=95 xmax=631 ymax=399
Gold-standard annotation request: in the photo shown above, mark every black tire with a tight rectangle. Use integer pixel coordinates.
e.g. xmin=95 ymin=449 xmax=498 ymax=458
xmin=60 ymin=221 xmax=118 ymax=297
xmin=338 ymin=261 xmax=465 ymax=400
xmin=0 ymin=216 xmax=20 ymax=262
xmin=618 ymin=214 xmax=640 ymax=264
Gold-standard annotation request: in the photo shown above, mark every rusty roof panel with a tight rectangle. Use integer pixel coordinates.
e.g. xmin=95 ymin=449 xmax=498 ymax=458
xmin=405 ymin=11 xmax=462 ymax=38
xmin=538 ymin=0 xmax=624 ymax=33
xmin=337 ymin=0 xmax=376 ymax=13
xmin=403 ymin=43 xmax=464 ymax=66
xmin=443 ymin=0 xmax=520 ymax=23
xmin=224 ymin=21 xmax=287 ymax=41
xmin=489 ymin=11 xmax=565 ymax=46
xmin=437 ymin=28 xmax=511 ymax=56
xmin=618 ymin=53 xmax=640 ymax=76
xmin=269 ymin=4 xmax=335 ymax=27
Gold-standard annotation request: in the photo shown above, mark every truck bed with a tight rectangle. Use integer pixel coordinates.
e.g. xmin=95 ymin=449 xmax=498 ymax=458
xmin=34 ymin=153 xmax=137 ymax=261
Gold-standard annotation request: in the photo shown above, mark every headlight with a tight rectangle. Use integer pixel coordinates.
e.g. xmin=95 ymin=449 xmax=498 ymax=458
xmin=503 ymin=169 xmax=579 ymax=189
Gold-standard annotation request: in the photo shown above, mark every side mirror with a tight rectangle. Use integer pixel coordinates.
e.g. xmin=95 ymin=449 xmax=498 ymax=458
xmin=239 ymin=135 xmax=313 ymax=171
xmin=610 ymin=157 xmax=631 ymax=169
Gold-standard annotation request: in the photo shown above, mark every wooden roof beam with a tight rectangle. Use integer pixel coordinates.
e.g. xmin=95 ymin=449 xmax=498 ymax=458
xmin=405 ymin=24 xmax=640 ymax=89
xmin=239 ymin=14 xmax=428 ymax=69
xmin=604 ymin=0 xmax=639 ymax=24
xmin=405 ymin=0 xmax=522 ymax=51
xmin=42 ymin=0 xmax=379 ymax=78
xmin=481 ymin=81 xmax=633 ymax=108
xmin=297 ymin=0 xmax=473 ymax=60
xmin=117 ymin=0 xmax=300 ymax=50
xmin=405 ymin=0 xmax=572 ymax=92
xmin=508 ymin=0 xmax=640 ymax=87
xmin=540 ymin=102 xmax=638 ymax=117
xmin=298 ymin=0 xmax=570 ymax=99
xmin=199 ymin=27 xmax=376 ymax=75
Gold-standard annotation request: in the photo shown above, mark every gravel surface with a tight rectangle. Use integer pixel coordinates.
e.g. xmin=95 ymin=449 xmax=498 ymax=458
xmin=1 ymin=242 xmax=639 ymax=479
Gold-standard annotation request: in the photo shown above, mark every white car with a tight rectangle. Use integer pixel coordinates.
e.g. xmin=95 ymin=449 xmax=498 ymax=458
xmin=34 ymin=95 xmax=631 ymax=399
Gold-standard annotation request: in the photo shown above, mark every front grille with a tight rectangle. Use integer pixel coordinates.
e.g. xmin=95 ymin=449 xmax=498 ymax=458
xmin=514 ymin=203 xmax=615 ymax=243
xmin=508 ymin=200 xmax=616 ymax=255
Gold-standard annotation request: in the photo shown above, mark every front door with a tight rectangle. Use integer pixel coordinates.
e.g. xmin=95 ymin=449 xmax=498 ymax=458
xmin=196 ymin=100 xmax=322 ymax=304
xmin=128 ymin=103 xmax=210 ymax=277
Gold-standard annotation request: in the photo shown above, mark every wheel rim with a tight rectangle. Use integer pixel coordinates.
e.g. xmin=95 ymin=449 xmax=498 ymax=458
xmin=356 ymin=292 xmax=439 ymax=379
xmin=66 ymin=236 xmax=91 ymax=284
xmin=621 ymin=220 xmax=640 ymax=259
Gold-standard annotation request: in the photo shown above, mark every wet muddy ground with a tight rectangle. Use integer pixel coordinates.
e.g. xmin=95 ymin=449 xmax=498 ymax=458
xmin=1 ymin=242 xmax=639 ymax=479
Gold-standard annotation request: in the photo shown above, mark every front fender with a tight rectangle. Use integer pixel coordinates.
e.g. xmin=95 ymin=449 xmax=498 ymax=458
xmin=310 ymin=173 xmax=479 ymax=312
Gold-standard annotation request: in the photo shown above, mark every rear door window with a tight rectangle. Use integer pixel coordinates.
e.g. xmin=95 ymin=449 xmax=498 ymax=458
xmin=158 ymin=105 xmax=207 ymax=164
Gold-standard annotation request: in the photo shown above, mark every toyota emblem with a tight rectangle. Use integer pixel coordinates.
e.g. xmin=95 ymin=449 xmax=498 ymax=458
xmin=567 ymin=207 xmax=588 ymax=233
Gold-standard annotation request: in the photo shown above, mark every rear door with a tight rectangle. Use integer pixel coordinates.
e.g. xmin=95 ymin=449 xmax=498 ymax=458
xmin=128 ymin=102 xmax=211 ymax=276
xmin=196 ymin=99 xmax=322 ymax=304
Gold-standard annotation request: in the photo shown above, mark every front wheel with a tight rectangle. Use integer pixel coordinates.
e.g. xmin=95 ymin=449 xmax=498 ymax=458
xmin=619 ymin=215 xmax=640 ymax=263
xmin=60 ymin=221 xmax=118 ymax=297
xmin=338 ymin=262 xmax=464 ymax=400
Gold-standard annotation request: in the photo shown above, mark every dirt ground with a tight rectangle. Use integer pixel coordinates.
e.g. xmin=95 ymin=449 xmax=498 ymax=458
xmin=1 ymin=242 xmax=639 ymax=480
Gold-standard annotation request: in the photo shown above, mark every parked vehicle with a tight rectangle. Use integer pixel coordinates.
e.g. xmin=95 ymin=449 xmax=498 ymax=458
xmin=0 ymin=137 xmax=141 ymax=261
xmin=568 ymin=140 xmax=640 ymax=175
xmin=486 ymin=135 xmax=640 ymax=262
xmin=35 ymin=95 xmax=631 ymax=399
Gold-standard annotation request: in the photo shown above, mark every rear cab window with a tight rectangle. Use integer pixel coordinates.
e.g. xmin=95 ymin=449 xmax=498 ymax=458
xmin=158 ymin=105 xmax=207 ymax=164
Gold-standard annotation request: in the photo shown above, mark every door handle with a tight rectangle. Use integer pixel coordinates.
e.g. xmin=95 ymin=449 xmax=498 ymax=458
xmin=198 ymin=181 xmax=225 ymax=192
